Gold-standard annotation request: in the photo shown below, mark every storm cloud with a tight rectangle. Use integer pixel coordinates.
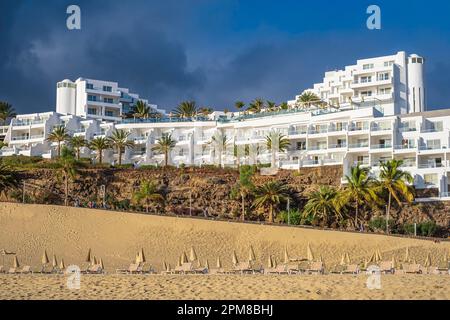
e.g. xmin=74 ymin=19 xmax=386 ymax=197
xmin=1 ymin=0 xmax=450 ymax=113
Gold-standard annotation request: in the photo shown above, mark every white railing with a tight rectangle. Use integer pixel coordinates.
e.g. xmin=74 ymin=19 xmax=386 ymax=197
xmin=349 ymin=143 xmax=369 ymax=148
xmin=371 ymin=143 xmax=392 ymax=149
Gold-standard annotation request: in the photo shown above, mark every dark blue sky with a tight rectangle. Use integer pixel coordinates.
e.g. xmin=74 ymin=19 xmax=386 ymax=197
xmin=2 ymin=0 xmax=450 ymax=114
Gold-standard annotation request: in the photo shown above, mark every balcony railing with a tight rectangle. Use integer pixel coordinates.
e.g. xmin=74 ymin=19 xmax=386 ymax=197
xmin=308 ymin=128 xmax=328 ymax=134
xmin=11 ymin=134 xmax=44 ymax=141
xmin=328 ymin=126 xmax=347 ymax=133
xmin=394 ymin=144 xmax=416 ymax=150
xmin=307 ymin=145 xmax=327 ymax=151
xmin=13 ymin=120 xmax=45 ymax=126
xmin=398 ymin=127 xmax=417 ymax=132
xmin=400 ymin=161 xmax=417 ymax=168
xmin=348 ymin=125 xmax=369 ymax=132
xmin=348 ymin=143 xmax=369 ymax=148
xmin=371 ymin=143 xmax=392 ymax=149
xmin=288 ymin=130 xmax=307 ymax=136
xmin=418 ymin=163 xmax=444 ymax=169
xmin=371 ymin=126 xmax=392 ymax=132
xmin=328 ymin=143 xmax=347 ymax=149
xmin=419 ymin=145 xmax=444 ymax=151
xmin=421 ymin=128 xmax=443 ymax=133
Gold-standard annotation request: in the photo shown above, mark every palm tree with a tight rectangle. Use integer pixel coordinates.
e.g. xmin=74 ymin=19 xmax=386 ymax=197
xmin=378 ymin=159 xmax=414 ymax=233
xmin=265 ymin=130 xmax=291 ymax=168
xmin=253 ymin=181 xmax=290 ymax=223
xmin=46 ymin=125 xmax=70 ymax=157
xmin=89 ymin=137 xmax=110 ymax=164
xmin=57 ymin=147 xmax=79 ymax=206
xmin=133 ymin=180 xmax=165 ymax=213
xmin=235 ymin=101 xmax=245 ymax=114
xmin=152 ymin=133 xmax=176 ymax=167
xmin=303 ymin=186 xmax=343 ymax=225
xmin=279 ymin=102 xmax=289 ymax=110
xmin=199 ymin=107 xmax=213 ymax=117
xmin=0 ymin=102 xmax=16 ymax=125
xmin=210 ymin=131 xmax=230 ymax=167
xmin=108 ymin=129 xmax=134 ymax=166
xmin=173 ymin=101 xmax=197 ymax=118
xmin=0 ymin=161 xmax=20 ymax=197
xmin=69 ymin=136 xmax=87 ymax=160
xmin=266 ymin=101 xmax=277 ymax=112
xmin=237 ymin=166 xmax=254 ymax=221
xmin=297 ymin=91 xmax=321 ymax=108
xmin=343 ymin=165 xmax=380 ymax=228
xmin=247 ymin=98 xmax=265 ymax=113
xmin=133 ymin=100 xmax=150 ymax=119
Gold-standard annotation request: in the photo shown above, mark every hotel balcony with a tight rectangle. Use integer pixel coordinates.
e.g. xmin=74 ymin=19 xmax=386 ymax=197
xmin=12 ymin=119 xmax=45 ymax=127
xmin=398 ymin=126 xmax=417 ymax=133
xmin=328 ymin=143 xmax=347 ymax=150
xmin=348 ymin=142 xmax=369 ymax=149
xmin=10 ymin=134 xmax=45 ymax=143
xmin=370 ymin=143 xmax=393 ymax=152
xmin=133 ymin=136 xmax=148 ymax=144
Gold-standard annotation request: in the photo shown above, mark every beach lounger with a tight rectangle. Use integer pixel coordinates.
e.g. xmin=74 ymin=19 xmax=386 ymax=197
xmin=116 ymin=263 xmax=140 ymax=274
xmin=305 ymin=262 xmax=324 ymax=275
xmin=84 ymin=264 xmax=104 ymax=274
xmin=379 ymin=261 xmax=394 ymax=274
xmin=286 ymin=263 xmax=301 ymax=274
xmin=173 ymin=263 xmax=195 ymax=274
xmin=264 ymin=264 xmax=288 ymax=275
xmin=403 ymin=264 xmax=422 ymax=274
xmin=232 ymin=262 xmax=261 ymax=274
xmin=437 ymin=262 xmax=449 ymax=275
xmin=20 ymin=265 xmax=33 ymax=274
xmin=209 ymin=268 xmax=226 ymax=275
xmin=0 ymin=266 xmax=4 ymax=274
xmin=329 ymin=265 xmax=345 ymax=274
xmin=8 ymin=268 xmax=19 ymax=274
xmin=342 ymin=264 xmax=360 ymax=274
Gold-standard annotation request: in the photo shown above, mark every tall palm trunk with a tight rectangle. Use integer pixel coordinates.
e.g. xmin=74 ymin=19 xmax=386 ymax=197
xmin=99 ymin=151 xmax=103 ymax=164
xmin=241 ymin=193 xmax=245 ymax=221
xmin=57 ymin=142 xmax=61 ymax=158
xmin=76 ymin=148 xmax=80 ymax=160
xmin=269 ymin=205 xmax=274 ymax=223
xmin=164 ymin=150 xmax=168 ymax=167
xmin=64 ymin=173 xmax=69 ymax=206
xmin=386 ymin=192 xmax=391 ymax=234
xmin=118 ymin=147 xmax=123 ymax=166
xmin=271 ymin=150 xmax=276 ymax=168
xmin=355 ymin=203 xmax=359 ymax=229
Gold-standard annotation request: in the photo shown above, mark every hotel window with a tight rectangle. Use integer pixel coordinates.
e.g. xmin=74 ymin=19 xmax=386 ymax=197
xmin=360 ymin=76 xmax=372 ymax=83
xmin=103 ymin=86 xmax=112 ymax=92
xmin=361 ymin=91 xmax=372 ymax=97
xmin=105 ymin=110 xmax=114 ymax=117
xmin=86 ymin=83 xmax=94 ymax=90
xmin=424 ymin=174 xmax=438 ymax=186
xmin=426 ymin=139 xmax=441 ymax=150
xmin=87 ymin=108 xmax=97 ymax=115
xmin=87 ymin=95 xmax=97 ymax=102
xmin=402 ymin=139 xmax=415 ymax=148
xmin=296 ymin=141 xmax=306 ymax=150
xmin=384 ymin=61 xmax=394 ymax=67
xmin=378 ymin=87 xmax=391 ymax=95
xmin=378 ymin=72 xmax=390 ymax=81
xmin=431 ymin=121 xmax=443 ymax=132
xmin=363 ymin=63 xmax=374 ymax=70
xmin=103 ymin=97 xmax=114 ymax=104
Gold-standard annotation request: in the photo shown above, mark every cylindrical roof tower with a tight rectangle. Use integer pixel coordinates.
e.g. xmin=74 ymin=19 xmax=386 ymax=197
xmin=407 ymin=54 xmax=426 ymax=113
xmin=56 ymin=79 xmax=76 ymax=115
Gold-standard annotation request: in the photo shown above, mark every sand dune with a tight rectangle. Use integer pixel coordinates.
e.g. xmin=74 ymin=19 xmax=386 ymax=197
xmin=0 ymin=203 xmax=449 ymax=300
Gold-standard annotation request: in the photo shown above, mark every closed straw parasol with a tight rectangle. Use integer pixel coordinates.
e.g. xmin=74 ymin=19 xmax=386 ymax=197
xmin=404 ymin=247 xmax=410 ymax=262
xmin=216 ymin=257 xmax=222 ymax=268
xmin=345 ymin=252 xmax=351 ymax=265
xmin=391 ymin=255 xmax=397 ymax=269
xmin=340 ymin=253 xmax=346 ymax=266
xmin=181 ymin=251 xmax=189 ymax=264
xmin=232 ymin=251 xmax=239 ymax=265
xmin=13 ymin=256 xmax=19 ymax=268
xmin=306 ymin=243 xmax=314 ymax=262
xmin=177 ymin=255 xmax=182 ymax=267
xmin=163 ymin=261 xmax=168 ymax=271
xmin=204 ymin=259 xmax=209 ymax=269
xmin=368 ymin=251 xmax=376 ymax=263
xmin=99 ymin=258 xmax=104 ymax=270
xmin=92 ymin=256 xmax=98 ymax=266
xmin=59 ymin=259 xmax=65 ymax=270
xmin=267 ymin=255 xmax=273 ymax=268
xmin=139 ymin=248 xmax=146 ymax=264
xmin=375 ymin=248 xmax=382 ymax=262
xmin=85 ymin=248 xmax=92 ymax=263
xmin=424 ymin=253 xmax=431 ymax=267
xmin=41 ymin=250 xmax=50 ymax=265
xmin=284 ymin=246 xmax=289 ymax=264
xmin=248 ymin=246 xmax=256 ymax=262
xmin=319 ymin=255 xmax=323 ymax=263
xmin=135 ymin=253 xmax=141 ymax=264
xmin=189 ymin=247 xmax=197 ymax=262
xmin=52 ymin=254 xmax=58 ymax=268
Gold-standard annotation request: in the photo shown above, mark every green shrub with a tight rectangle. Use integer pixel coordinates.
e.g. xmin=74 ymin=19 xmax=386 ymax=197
xmin=402 ymin=223 xmax=416 ymax=235
xmin=279 ymin=209 xmax=302 ymax=225
xmin=138 ymin=164 xmax=159 ymax=170
xmin=418 ymin=221 xmax=437 ymax=237
xmin=368 ymin=217 xmax=394 ymax=232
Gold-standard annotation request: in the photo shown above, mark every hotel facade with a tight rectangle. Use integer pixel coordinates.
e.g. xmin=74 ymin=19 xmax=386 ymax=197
xmin=2 ymin=51 xmax=450 ymax=200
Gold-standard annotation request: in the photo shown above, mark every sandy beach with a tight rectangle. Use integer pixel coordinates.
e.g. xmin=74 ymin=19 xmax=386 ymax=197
xmin=0 ymin=203 xmax=449 ymax=300
xmin=0 ymin=274 xmax=448 ymax=300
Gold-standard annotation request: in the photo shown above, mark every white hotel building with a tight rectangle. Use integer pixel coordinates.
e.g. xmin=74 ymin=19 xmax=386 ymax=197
xmin=2 ymin=51 xmax=450 ymax=199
